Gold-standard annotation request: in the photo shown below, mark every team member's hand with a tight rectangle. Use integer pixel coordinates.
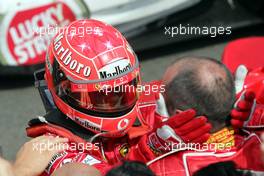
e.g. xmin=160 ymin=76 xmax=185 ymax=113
xmin=51 ymin=163 xmax=102 ymax=176
xmin=0 ymin=157 xmax=13 ymax=176
xmin=13 ymin=136 xmax=68 ymax=176
xmin=147 ymin=109 xmax=211 ymax=153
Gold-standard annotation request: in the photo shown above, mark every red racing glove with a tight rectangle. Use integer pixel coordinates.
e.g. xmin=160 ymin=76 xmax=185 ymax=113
xmin=231 ymin=90 xmax=264 ymax=128
xmin=231 ymin=91 xmax=256 ymax=128
xmin=231 ymin=65 xmax=264 ymax=129
xmin=146 ymin=109 xmax=211 ymax=154
xmin=127 ymin=109 xmax=212 ymax=162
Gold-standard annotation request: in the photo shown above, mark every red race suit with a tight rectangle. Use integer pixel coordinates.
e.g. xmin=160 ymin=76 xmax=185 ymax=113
xmin=147 ymin=132 xmax=264 ymax=176
xmin=26 ymin=82 xmax=160 ymax=175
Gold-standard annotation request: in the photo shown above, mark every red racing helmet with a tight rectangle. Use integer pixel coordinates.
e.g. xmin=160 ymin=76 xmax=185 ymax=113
xmin=45 ymin=19 xmax=141 ymax=137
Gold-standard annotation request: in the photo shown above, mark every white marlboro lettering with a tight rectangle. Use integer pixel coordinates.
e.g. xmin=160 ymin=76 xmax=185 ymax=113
xmin=69 ymin=60 xmax=78 ymax=69
xmin=54 ymin=35 xmax=91 ymax=77
xmin=60 ymin=48 xmax=69 ymax=60
xmin=63 ymin=52 xmax=72 ymax=65
xmin=99 ymin=59 xmax=132 ymax=79
xmin=83 ymin=66 xmax=91 ymax=77
xmin=56 ymin=46 xmax=65 ymax=55
xmin=76 ymin=63 xmax=84 ymax=73
xmin=54 ymin=32 xmax=64 ymax=45
xmin=54 ymin=41 xmax=62 ymax=52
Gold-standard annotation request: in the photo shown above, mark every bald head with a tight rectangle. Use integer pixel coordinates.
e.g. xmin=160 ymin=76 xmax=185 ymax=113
xmin=163 ymin=57 xmax=235 ymax=131
xmin=163 ymin=57 xmax=227 ymax=84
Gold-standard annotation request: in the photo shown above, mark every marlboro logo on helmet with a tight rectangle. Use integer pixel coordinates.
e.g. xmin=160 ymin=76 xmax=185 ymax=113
xmin=53 ymin=32 xmax=91 ymax=77
xmin=98 ymin=59 xmax=132 ymax=79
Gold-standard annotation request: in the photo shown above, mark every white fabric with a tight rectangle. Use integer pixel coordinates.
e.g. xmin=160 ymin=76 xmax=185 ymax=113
xmin=156 ymin=93 xmax=169 ymax=118
xmin=235 ymin=65 xmax=248 ymax=94
xmin=37 ymin=116 xmax=48 ymax=124
xmin=157 ymin=125 xmax=182 ymax=142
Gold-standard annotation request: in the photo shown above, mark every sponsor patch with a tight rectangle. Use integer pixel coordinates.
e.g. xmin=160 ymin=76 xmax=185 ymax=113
xmin=46 ymin=151 xmax=67 ymax=174
xmin=119 ymin=143 xmax=129 ymax=158
xmin=81 ymin=155 xmax=101 ymax=165
xmin=98 ymin=59 xmax=132 ymax=79
xmin=73 ymin=116 xmax=102 ymax=132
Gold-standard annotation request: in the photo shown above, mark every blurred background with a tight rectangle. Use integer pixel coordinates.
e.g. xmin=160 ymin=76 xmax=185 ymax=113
xmin=0 ymin=0 xmax=264 ymax=160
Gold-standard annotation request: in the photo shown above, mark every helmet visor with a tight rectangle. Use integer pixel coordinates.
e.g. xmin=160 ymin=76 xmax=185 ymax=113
xmin=55 ymin=76 xmax=139 ymax=117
